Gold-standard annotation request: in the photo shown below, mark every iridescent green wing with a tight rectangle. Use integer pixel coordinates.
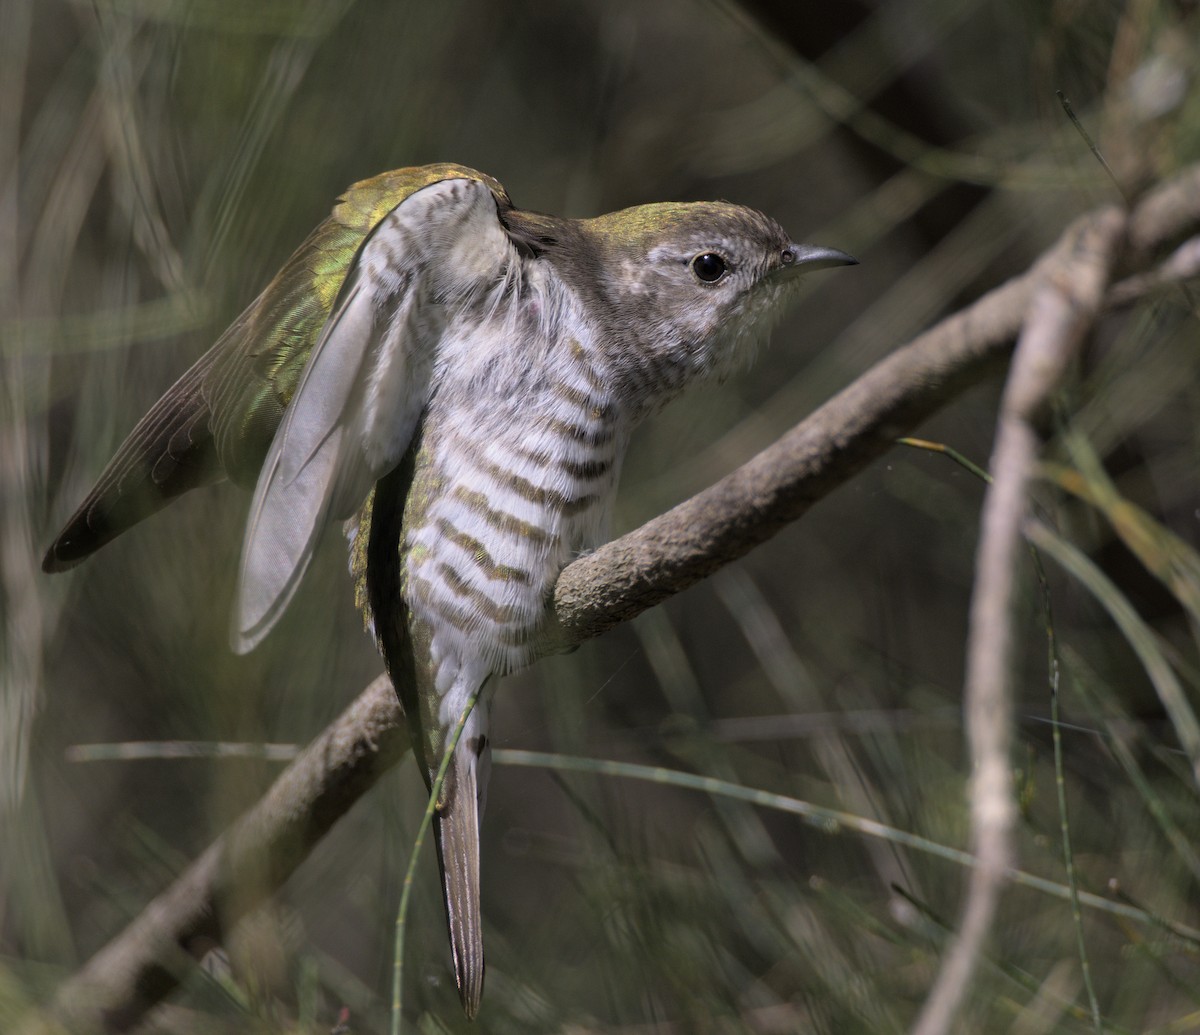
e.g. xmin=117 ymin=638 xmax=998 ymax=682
xmin=231 ymin=170 xmax=519 ymax=651
xmin=41 ymin=165 xmax=506 ymax=572
xmin=205 ymin=163 xmax=509 ymax=487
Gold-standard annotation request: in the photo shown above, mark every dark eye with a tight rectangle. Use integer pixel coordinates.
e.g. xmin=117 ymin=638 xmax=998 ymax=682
xmin=691 ymin=252 xmax=728 ymax=283
xmin=781 ymin=248 xmax=796 ymax=266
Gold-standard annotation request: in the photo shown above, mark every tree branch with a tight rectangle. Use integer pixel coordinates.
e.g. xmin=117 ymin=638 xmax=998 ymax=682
xmin=29 ymin=677 xmax=407 ymax=1035
xmin=23 ymin=161 xmax=1200 ymax=1034
xmin=552 ymin=166 xmax=1200 ymax=642
xmin=913 ymin=207 xmax=1126 ymax=1035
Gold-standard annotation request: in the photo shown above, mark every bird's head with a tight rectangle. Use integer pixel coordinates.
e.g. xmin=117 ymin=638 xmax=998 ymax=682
xmin=507 ymin=201 xmax=855 ymax=399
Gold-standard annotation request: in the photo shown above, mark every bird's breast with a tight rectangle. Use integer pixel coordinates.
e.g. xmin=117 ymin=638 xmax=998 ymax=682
xmin=399 ymin=329 xmax=627 ymax=684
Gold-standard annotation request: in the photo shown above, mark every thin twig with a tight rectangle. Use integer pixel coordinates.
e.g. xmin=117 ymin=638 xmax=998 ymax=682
xmin=492 ymin=749 xmax=1200 ymax=941
xmin=912 ymin=207 xmax=1126 ymax=1035
xmin=35 ymin=676 xmax=407 ymax=1035
xmin=1056 ymin=90 xmax=1128 ymax=205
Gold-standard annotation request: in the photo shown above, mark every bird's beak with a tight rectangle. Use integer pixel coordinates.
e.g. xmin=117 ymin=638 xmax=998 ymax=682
xmin=779 ymin=243 xmax=858 ymax=275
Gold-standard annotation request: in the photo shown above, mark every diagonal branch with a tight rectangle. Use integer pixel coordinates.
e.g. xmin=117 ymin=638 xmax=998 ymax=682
xmin=22 ymin=161 xmax=1200 ymax=1035
xmin=41 ymin=676 xmax=408 ymax=1035
xmin=551 ymin=167 xmax=1200 ymax=640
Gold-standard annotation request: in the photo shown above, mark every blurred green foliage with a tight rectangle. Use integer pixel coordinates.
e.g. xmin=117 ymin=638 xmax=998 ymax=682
xmin=4 ymin=0 xmax=1200 ymax=1031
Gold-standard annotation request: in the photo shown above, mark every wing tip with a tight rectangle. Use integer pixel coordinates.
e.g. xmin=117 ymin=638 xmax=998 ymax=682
xmin=42 ymin=543 xmax=75 ymax=574
xmin=229 ymin=552 xmax=309 ymax=656
xmin=229 ymin=620 xmax=268 ymax=656
xmin=42 ymin=517 xmax=101 ymax=573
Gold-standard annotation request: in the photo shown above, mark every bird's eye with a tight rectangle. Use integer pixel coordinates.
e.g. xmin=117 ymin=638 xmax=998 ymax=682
xmin=691 ymin=252 xmax=728 ymax=283
xmin=781 ymin=248 xmax=796 ymax=266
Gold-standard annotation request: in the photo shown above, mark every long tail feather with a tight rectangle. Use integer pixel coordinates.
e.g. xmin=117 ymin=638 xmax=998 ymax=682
xmin=434 ymin=745 xmax=485 ymax=1019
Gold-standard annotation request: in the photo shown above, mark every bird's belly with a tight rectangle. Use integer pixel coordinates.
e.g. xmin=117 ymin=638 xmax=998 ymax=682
xmin=400 ymin=416 xmax=619 ymax=690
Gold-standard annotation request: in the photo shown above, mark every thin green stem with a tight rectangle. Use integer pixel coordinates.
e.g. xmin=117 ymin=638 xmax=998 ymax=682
xmin=1037 ymin=544 xmax=1103 ymax=1031
xmin=897 ymin=436 xmax=993 ymax=483
xmin=492 ymin=748 xmax=1200 ymax=943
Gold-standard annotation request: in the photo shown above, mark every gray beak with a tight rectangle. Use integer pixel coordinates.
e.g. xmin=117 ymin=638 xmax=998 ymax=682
xmin=780 ymin=243 xmax=858 ymax=274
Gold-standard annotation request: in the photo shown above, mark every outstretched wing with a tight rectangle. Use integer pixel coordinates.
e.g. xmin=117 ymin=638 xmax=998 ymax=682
xmin=41 ymin=164 xmax=509 ymax=574
xmin=204 ymin=164 xmax=511 ymax=487
xmin=232 ymin=175 xmax=517 ymax=653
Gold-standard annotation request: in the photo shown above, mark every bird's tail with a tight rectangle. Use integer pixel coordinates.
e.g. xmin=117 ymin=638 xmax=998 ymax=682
xmin=433 ymin=742 xmax=485 ymax=1019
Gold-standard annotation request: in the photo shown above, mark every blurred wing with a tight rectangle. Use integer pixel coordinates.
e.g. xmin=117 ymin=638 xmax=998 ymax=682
xmin=232 ymin=176 xmax=513 ymax=652
xmin=41 ymin=347 xmax=223 ymax=572
xmin=205 ymin=163 xmax=511 ymax=487
xmin=42 ymin=165 xmax=508 ymax=572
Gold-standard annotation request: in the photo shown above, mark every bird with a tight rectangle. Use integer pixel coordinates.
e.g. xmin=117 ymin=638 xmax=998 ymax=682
xmin=42 ymin=163 xmax=855 ymax=1018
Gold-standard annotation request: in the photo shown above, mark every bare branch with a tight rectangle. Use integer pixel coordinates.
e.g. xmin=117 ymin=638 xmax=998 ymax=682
xmin=29 ymin=677 xmax=406 ymax=1035
xmin=21 ymin=161 xmax=1200 ymax=1034
xmin=551 ymin=167 xmax=1197 ymax=644
xmin=912 ymin=207 xmax=1127 ymax=1035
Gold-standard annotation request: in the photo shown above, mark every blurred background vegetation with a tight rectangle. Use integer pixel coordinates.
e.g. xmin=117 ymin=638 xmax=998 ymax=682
xmin=3 ymin=0 xmax=1200 ymax=1031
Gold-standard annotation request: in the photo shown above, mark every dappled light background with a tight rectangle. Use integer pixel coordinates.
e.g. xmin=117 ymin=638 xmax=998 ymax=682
xmin=4 ymin=0 xmax=1200 ymax=1031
